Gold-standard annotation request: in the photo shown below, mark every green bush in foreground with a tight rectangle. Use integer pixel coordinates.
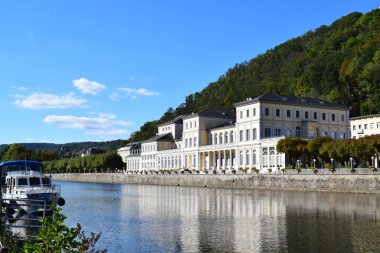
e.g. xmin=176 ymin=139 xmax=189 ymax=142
xmin=13 ymin=206 xmax=107 ymax=253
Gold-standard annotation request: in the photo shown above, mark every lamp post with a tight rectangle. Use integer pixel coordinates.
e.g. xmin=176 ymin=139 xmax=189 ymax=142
xmin=350 ymin=157 xmax=353 ymax=169
xmin=371 ymin=156 xmax=374 ymax=167
xmin=296 ymin=160 xmax=300 ymax=169
xmin=331 ymin=158 xmax=334 ymax=173
xmin=313 ymin=159 xmax=316 ymax=168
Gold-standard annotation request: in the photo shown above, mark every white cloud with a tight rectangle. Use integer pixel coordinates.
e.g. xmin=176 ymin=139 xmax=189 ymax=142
xmin=119 ymin=87 xmax=159 ymax=99
xmin=72 ymin=77 xmax=106 ymax=95
xmin=43 ymin=113 xmax=132 ymax=136
xmin=14 ymin=92 xmax=86 ymax=109
xmin=109 ymin=92 xmax=121 ymax=102
xmin=11 ymin=86 xmax=28 ymax=91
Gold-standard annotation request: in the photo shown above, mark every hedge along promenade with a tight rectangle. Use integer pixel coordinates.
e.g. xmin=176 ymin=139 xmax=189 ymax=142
xmin=51 ymin=173 xmax=380 ymax=195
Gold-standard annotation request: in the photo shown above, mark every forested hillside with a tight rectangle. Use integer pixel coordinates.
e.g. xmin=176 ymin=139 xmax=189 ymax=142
xmin=130 ymin=9 xmax=380 ymax=142
xmin=0 ymin=139 xmax=126 ymax=159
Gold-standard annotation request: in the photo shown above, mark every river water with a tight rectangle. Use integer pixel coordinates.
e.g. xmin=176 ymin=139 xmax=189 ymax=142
xmin=58 ymin=181 xmax=379 ymax=253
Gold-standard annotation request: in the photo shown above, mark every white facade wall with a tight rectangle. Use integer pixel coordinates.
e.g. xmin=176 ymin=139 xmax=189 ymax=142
xmin=350 ymin=115 xmax=380 ymax=139
xmin=119 ymin=96 xmax=351 ymax=173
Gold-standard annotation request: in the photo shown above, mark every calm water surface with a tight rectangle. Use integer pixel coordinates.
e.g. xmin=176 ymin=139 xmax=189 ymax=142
xmin=58 ymin=181 xmax=380 ymax=253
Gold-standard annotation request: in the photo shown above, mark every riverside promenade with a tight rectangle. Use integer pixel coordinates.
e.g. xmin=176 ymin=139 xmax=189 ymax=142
xmin=51 ymin=173 xmax=380 ymax=194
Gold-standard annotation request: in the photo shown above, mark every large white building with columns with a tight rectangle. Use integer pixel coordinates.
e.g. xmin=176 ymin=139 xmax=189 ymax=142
xmin=118 ymin=94 xmax=351 ymax=173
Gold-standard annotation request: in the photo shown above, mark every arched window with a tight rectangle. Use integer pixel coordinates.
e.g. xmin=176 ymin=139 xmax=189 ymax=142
xmin=252 ymin=149 xmax=256 ymax=165
xmin=239 ymin=151 xmax=243 ymax=166
xmin=219 ymin=133 xmax=223 ymax=144
xmin=230 ymin=131 xmax=234 ymax=143
xmin=246 ymin=150 xmax=250 ymax=166
xmin=214 ymin=134 xmax=218 ymax=145
xmin=225 ymin=132 xmax=228 ymax=144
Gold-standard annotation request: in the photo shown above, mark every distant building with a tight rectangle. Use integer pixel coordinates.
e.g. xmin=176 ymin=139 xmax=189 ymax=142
xmin=350 ymin=114 xmax=380 ymax=139
xmin=118 ymin=94 xmax=350 ymax=173
xmin=81 ymin=147 xmax=106 ymax=157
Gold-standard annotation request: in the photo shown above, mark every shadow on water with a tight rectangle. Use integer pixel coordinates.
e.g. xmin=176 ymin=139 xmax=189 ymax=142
xmin=59 ymin=181 xmax=380 ymax=253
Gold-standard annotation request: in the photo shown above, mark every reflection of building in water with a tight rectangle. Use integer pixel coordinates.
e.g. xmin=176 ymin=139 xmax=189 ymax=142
xmin=119 ymin=185 xmax=379 ymax=253
xmin=122 ymin=185 xmax=288 ymax=253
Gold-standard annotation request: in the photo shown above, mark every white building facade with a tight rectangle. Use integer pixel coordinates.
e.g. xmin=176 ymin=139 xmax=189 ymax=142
xmin=118 ymin=94 xmax=351 ymax=173
xmin=350 ymin=114 xmax=380 ymax=139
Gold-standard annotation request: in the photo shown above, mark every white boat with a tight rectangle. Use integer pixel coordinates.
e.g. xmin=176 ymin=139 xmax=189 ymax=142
xmin=1 ymin=160 xmax=65 ymax=214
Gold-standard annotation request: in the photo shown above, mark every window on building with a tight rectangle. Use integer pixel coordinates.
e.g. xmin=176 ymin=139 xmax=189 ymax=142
xmin=219 ymin=133 xmax=223 ymax=144
xmin=322 ymin=113 xmax=326 ymax=121
xmin=194 ymin=137 xmax=197 ymax=147
xmin=252 ymin=128 xmax=257 ymax=140
xmin=230 ymin=131 xmax=234 ymax=143
xmin=190 ymin=122 xmax=192 ymax=128
xmin=377 ymin=122 xmax=380 ymax=128
xmin=246 ymin=129 xmax=250 ymax=141
xmin=247 ymin=110 xmax=250 ymax=118
xmin=314 ymin=112 xmax=318 ymax=120
xmin=358 ymin=125 xmax=361 ymax=129
xmin=225 ymin=132 xmax=228 ymax=143
xmin=275 ymin=128 xmax=281 ymax=136
xmin=296 ymin=111 xmax=300 ymax=118
xmin=239 ymin=151 xmax=243 ymax=166
xmin=364 ymin=124 xmax=368 ymax=129
xmin=370 ymin=123 xmax=374 ymax=129
xmin=265 ymin=108 xmax=269 ymax=116
xmin=341 ymin=115 xmax=345 ymax=122
xmin=240 ymin=130 xmax=243 ymax=142
xmin=246 ymin=151 xmax=250 ymax=166
xmin=264 ymin=128 xmax=271 ymax=137
xmin=185 ymin=139 xmax=188 ymax=148
xmin=287 ymin=110 xmax=291 ymax=118
xmin=189 ymin=138 xmax=192 ymax=147
xmin=186 ymin=123 xmax=188 ymax=129
xmin=240 ymin=111 xmax=243 ymax=119
xmin=276 ymin=109 xmax=280 ymax=117
xmin=253 ymin=108 xmax=256 ymax=116
xmin=305 ymin=111 xmax=309 ymax=119
xmin=296 ymin=126 xmax=301 ymax=137
xmin=332 ymin=114 xmax=336 ymax=121
xmin=353 ymin=125 xmax=356 ymax=131
xmin=214 ymin=134 xmax=218 ymax=144
xmin=252 ymin=150 xmax=256 ymax=165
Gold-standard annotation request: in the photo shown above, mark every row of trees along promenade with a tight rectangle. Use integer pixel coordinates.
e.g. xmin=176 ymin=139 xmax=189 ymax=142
xmin=277 ymin=135 xmax=380 ymax=171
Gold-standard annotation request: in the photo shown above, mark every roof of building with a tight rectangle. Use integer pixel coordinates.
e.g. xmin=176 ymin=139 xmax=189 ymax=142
xmin=157 ymin=116 xmax=184 ymax=127
xmin=142 ymin=133 xmax=174 ymax=143
xmin=126 ymin=142 xmax=141 ymax=147
xmin=209 ymin=121 xmax=236 ymax=131
xmin=183 ymin=108 xmax=236 ymax=120
xmin=350 ymin=114 xmax=380 ymax=121
xmin=234 ymin=93 xmax=350 ymax=109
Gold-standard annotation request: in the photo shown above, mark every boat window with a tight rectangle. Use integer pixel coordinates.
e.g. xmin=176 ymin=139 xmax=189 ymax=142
xmin=18 ymin=178 xmax=28 ymax=186
xmin=3 ymin=163 xmax=42 ymax=173
xmin=29 ymin=177 xmax=41 ymax=186
xmin=42 ymin=178 xmax=51 ymax=185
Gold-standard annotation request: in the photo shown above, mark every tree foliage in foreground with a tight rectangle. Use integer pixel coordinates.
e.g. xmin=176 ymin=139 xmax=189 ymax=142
xmin=20 ymin=206 xmax=106 ymax=253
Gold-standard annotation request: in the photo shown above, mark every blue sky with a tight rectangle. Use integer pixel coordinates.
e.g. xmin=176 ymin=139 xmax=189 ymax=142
xmin=0 ymin=0 xmax=378 ymax=144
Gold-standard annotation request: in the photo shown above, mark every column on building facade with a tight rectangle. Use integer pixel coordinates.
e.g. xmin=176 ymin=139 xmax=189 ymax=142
xmin=228 ymin=150 xmax=232 ymax=170
xmin=213 ymin=152 xmax=216 ymax=170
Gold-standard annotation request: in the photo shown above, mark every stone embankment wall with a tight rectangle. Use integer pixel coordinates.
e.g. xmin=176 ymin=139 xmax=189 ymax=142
xmin=51 ymin=173 xmax=380 ymax=194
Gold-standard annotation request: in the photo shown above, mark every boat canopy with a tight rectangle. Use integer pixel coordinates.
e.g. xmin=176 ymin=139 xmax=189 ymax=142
xmin=0 ymin=160 xmax=43 ymax=174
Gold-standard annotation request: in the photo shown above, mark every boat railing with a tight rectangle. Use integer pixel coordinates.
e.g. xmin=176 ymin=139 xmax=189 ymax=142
xmin=0 ymin=198 xmax=50 ymax=245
